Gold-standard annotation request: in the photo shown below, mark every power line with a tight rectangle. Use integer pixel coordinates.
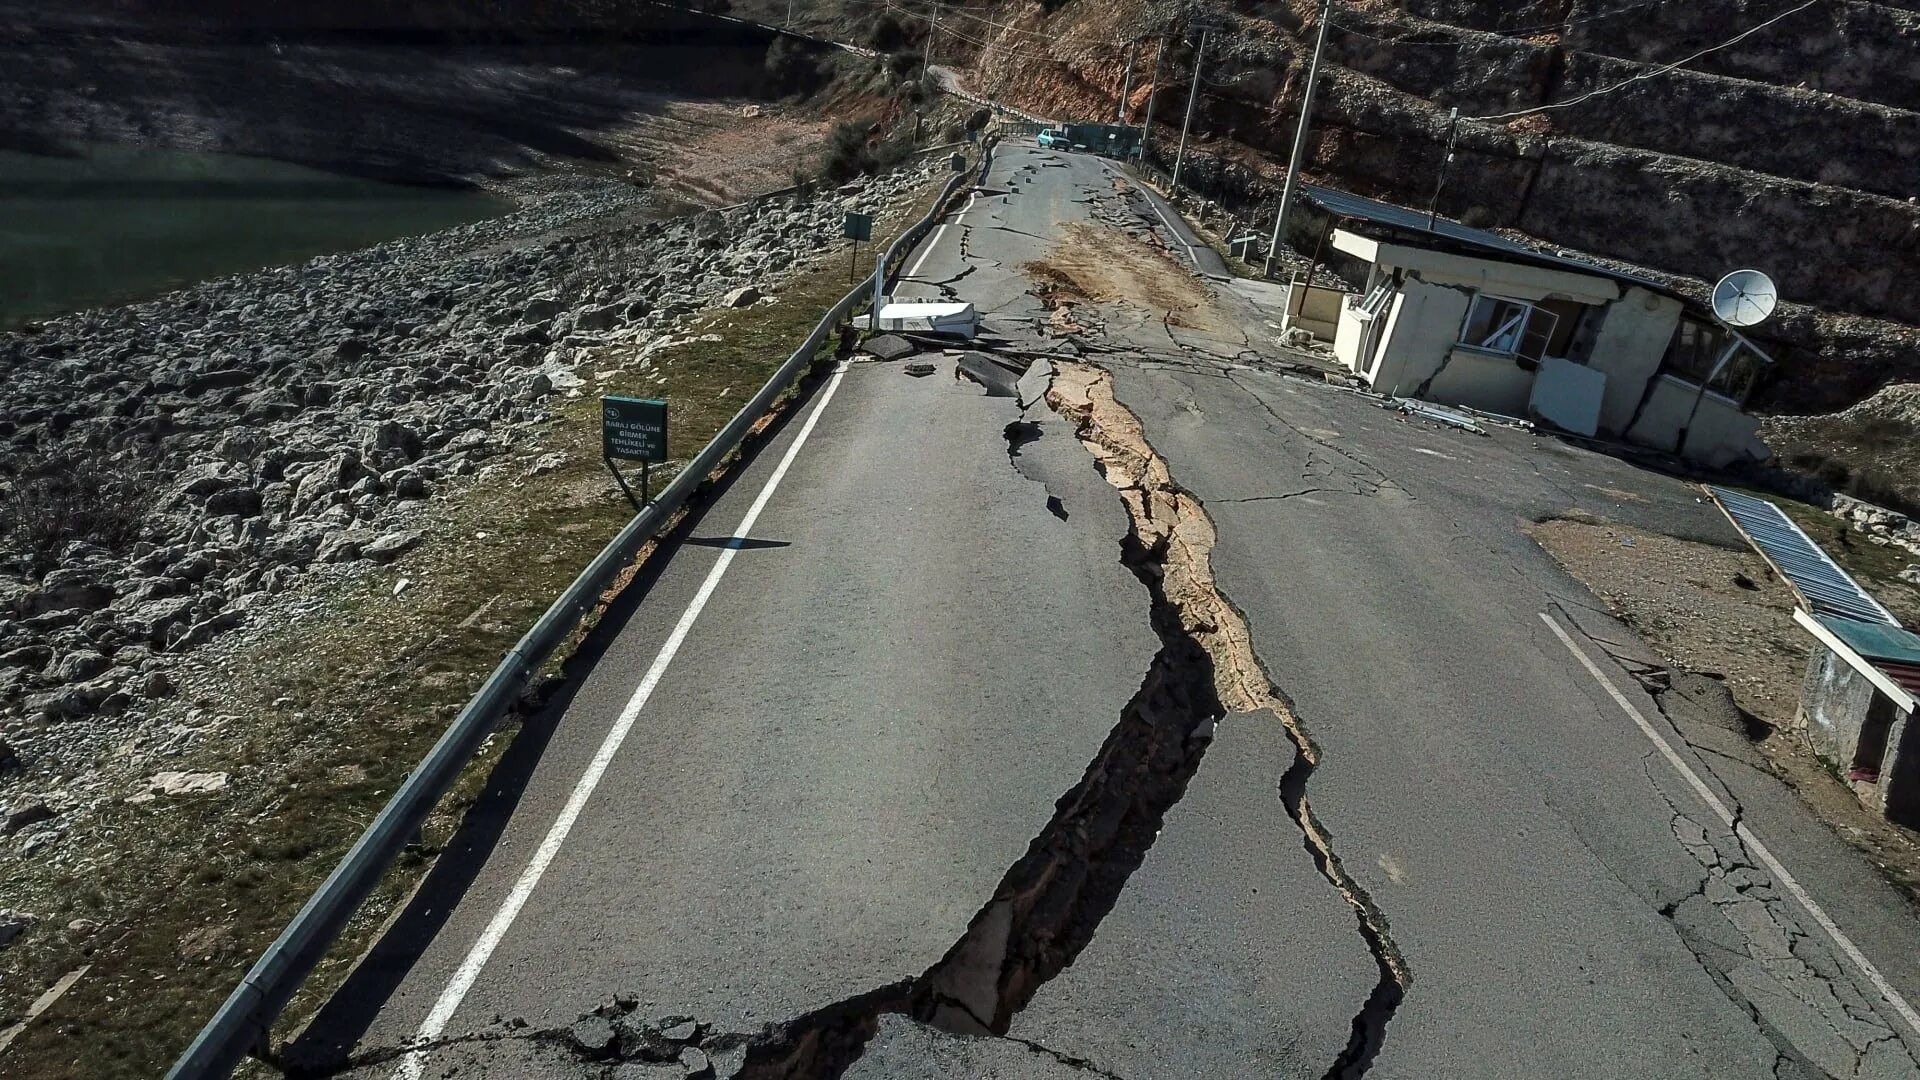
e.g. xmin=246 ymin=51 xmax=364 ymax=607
xmin=1328 ymin=0 xmax=1689 ymax=46
xmin=1466 ymin=0 xmax=1823 ymax=120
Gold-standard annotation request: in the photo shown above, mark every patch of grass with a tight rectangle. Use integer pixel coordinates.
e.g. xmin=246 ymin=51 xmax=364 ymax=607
xmin=0 ymin=171 xmax=954 ymax=1079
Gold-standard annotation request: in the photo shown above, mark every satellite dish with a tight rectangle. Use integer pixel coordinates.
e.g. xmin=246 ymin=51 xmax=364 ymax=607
xmin=1712 ymin=268 xmax=1777 ymax=327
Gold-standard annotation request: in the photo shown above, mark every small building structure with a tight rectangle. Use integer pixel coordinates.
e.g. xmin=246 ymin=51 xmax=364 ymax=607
xmin=1710 ymin=487 xmax=1920 ymax=824
xmin=1795 ymin=612 xmax=1920 ymax=824
xmin=1286 ymin=185 xmax=1773 ymax=468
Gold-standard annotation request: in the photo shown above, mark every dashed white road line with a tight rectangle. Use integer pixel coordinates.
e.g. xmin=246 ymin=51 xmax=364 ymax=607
xmin=1540 ymin=610 xmax=1920 ymax=1040
xmin=393 ymin=364 xmax=853 ymax=1079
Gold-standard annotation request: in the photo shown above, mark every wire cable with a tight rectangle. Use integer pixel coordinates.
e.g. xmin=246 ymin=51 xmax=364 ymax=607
xmin=1466 ymin=0 xmax=1822 ymax=120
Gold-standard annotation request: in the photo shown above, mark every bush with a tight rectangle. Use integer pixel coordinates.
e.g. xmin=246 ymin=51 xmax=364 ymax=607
xmin=867 ymin=12 xmax=912 ymax=51
xmin=816 ymin=118 xmax=912 ymax=183
xmin=765 ymin=35 xmax=829 ymax=98
xmin=0 ymin=448 xmax=154 ymax=570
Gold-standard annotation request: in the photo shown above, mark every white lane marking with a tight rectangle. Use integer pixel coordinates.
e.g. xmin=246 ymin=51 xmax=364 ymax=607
xmin=394 ymin=366 xmax=853 ymax=1079
xmin=903 ymin=189 xmax=979 ymax=281
xmin=1114 ymin=165 xmax=1201 ymax=267
xmin=1540 ymin=611 xmax=1920 ymax=1040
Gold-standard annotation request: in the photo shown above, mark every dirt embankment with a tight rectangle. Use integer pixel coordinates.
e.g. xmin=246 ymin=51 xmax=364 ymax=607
xmin=0 ymin=0 xmax=847 ymax=184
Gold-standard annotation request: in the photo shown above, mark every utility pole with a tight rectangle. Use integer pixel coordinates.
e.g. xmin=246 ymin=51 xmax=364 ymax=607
xmin=1171 ymin=25 xmax=1207 ymax=192
xmin=1427 ymin=107 xmax=1460 ymax=231
xmin=1265 ymin=0 xmax=1333 ymax=278
xmin=786 ymin=0 xmax=793 ymax=28
xmin=1117 ymin=39 xmax=1137 ymax=122
xmin=923 ymin=0 xmax=938 ymax=71
xmin=1138 ymin=35 xmax=1166 ymax=162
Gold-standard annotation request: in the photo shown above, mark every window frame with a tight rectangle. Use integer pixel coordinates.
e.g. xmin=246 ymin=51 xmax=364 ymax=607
xmin=1458 ymin=293 xmax=1558 ymax=363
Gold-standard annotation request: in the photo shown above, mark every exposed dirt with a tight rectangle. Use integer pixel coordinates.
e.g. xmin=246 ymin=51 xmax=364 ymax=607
xmin=1022 ymin=221 xmax=1215 ymax=326
xmin=1529 ymin=517 xmax=1920 ymax=904
xmin=647 ymin=105 xmax=832 ymax=206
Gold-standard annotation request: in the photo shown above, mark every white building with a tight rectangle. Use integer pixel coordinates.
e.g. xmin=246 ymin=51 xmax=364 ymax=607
xmin=1287 ymin=186 xmax=1774 ymax=468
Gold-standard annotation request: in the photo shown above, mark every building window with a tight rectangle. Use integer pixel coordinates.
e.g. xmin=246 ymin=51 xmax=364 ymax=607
xmin=1460 ymin=294 xmax=1557 ymax=363
xmin=1661 ymin=317 xmax=1764 ymax=404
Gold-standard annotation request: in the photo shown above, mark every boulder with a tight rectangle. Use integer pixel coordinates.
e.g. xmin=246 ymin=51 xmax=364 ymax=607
xmin=721 ymin=285 xmax=763 ymax=308
xmin=0 ymin=910 xmax=34 ymax=950
xmin=53 ymin=649 xmax=110 ymax=682
xmin=363 ymin=531 xmax=422 ymax=564
xmin=126 ymin=595 xmax=197 ymax=646
xmin=575 ymin=303 xmax=624 ymax=331
xmin=3 ymin=802 xmax=54 ymax=836
xmin=314 ymin=530 xmax=372 ymax=564
xmin=523 ymin=296 xmax=565 ymax=323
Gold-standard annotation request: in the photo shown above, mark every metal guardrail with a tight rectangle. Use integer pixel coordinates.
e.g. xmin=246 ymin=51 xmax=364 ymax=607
xmin=167 ymin=149 xmax=989 ymax=1080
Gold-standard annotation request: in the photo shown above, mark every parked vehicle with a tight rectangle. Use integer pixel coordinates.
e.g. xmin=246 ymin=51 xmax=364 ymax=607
xmin=1036 ymin=129 xmax=1070 ymax=149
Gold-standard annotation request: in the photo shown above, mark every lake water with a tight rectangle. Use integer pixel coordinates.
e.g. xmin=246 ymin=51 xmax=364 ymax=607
xmin=0 ymin=145 xmax=510 ymax=327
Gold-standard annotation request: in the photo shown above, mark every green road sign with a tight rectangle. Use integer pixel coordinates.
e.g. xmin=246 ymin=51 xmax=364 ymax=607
xmin=602 ymin=396 xmax=668 ymax=463
xmin=843 ymin=211 xmax=874 ymax=242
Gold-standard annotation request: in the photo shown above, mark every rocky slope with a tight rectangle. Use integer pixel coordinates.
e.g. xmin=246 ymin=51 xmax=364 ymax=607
xmin=911 ymin=0 xmax=1920 ymax=425
xmin=0 ymin=159 xmax=946 ymax=777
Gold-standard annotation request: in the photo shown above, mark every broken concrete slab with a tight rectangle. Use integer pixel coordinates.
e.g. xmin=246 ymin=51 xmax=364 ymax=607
xmin=861 ymin=334 xmax=919 ymax=362
xmin=956 ymin=353 xmax=1020 ymax=398
xmin=1015 ymin=359 xmax=1053 ymax=411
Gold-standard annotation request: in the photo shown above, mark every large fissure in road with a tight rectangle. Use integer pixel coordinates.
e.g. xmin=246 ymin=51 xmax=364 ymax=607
xmin=731 ymin=361 xmax=1412 ymax=1079
xmin=407 ymin=359 xmax=1411 ymax=1080
xmin=1044 ymin=363 xmax=1410 ymax=1078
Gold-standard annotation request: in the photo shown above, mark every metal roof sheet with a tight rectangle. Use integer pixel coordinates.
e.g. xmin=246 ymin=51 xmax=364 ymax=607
xmin=1817 ymin=616 xmax=1920 ymax=665
xmin=1708 ymin=486 xmax=1901 ymax=627
xmin=1300 ymin=183 xmax=1672 ymax=294
xmin=1879 ymin=659 xmax=1920 ymax=704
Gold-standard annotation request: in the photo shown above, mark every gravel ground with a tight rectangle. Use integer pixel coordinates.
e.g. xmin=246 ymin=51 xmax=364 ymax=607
xmin=1530 ymin=516 xmax=1920 ymax=903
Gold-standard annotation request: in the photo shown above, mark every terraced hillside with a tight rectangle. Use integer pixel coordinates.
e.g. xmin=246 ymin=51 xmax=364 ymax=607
xmin=878 ymin=0 xmax=1920 ymax=444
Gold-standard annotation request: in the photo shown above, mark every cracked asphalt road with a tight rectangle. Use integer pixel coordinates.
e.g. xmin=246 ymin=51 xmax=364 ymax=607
xmin=305 ymin=145 xmax=1920 ymax=1080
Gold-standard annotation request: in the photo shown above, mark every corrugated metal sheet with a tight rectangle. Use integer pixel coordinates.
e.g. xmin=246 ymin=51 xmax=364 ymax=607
xmin=1879 ymin=659 xmax=1920 ymax=703
xmin=1708 ymin=486 xmax=1900 ymax=626
xmin=1300 ymin=184 xmax=1672 ymax=294
xmin=1819 ymin=616 xmax=1920 ymax=665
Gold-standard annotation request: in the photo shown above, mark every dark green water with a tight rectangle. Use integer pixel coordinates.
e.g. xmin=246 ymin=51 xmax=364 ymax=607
xmin=0 ymin=145 xmax=510 ymax=327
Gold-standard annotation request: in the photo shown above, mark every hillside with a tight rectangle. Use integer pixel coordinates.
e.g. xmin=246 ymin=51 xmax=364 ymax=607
xmin=778 ymin=0 xmax=1920 ymax=498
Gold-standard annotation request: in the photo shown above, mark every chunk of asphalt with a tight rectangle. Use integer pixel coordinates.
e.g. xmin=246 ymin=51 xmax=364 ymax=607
xmin=861 ymin=334 xmax=918 ymax=361
xmin=903 ymin=362 xmax=937 ymax=378
xmin=1015 ymin=358 xmax=1053 ymax=410
xmin=956 ymin=352 xmax=1020 ymax=397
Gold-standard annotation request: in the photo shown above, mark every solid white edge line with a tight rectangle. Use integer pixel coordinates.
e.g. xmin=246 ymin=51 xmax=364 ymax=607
xmin=393 ymin=364 xmax=853 ymax=1079
xmin=1539 ymin=610 xmax=1920 ymax=1040
xmin=903 ymin=189 xmax=979 ymax=281
xmin=1117 ymin=164 xmax=1201 ymax=267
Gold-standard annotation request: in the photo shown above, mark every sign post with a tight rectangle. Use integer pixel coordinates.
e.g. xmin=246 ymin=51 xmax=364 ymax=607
xmin=601 ymin=395 xmax=668 ymax=511
xmin=843 ymin=211 xmax=873 ymax=282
